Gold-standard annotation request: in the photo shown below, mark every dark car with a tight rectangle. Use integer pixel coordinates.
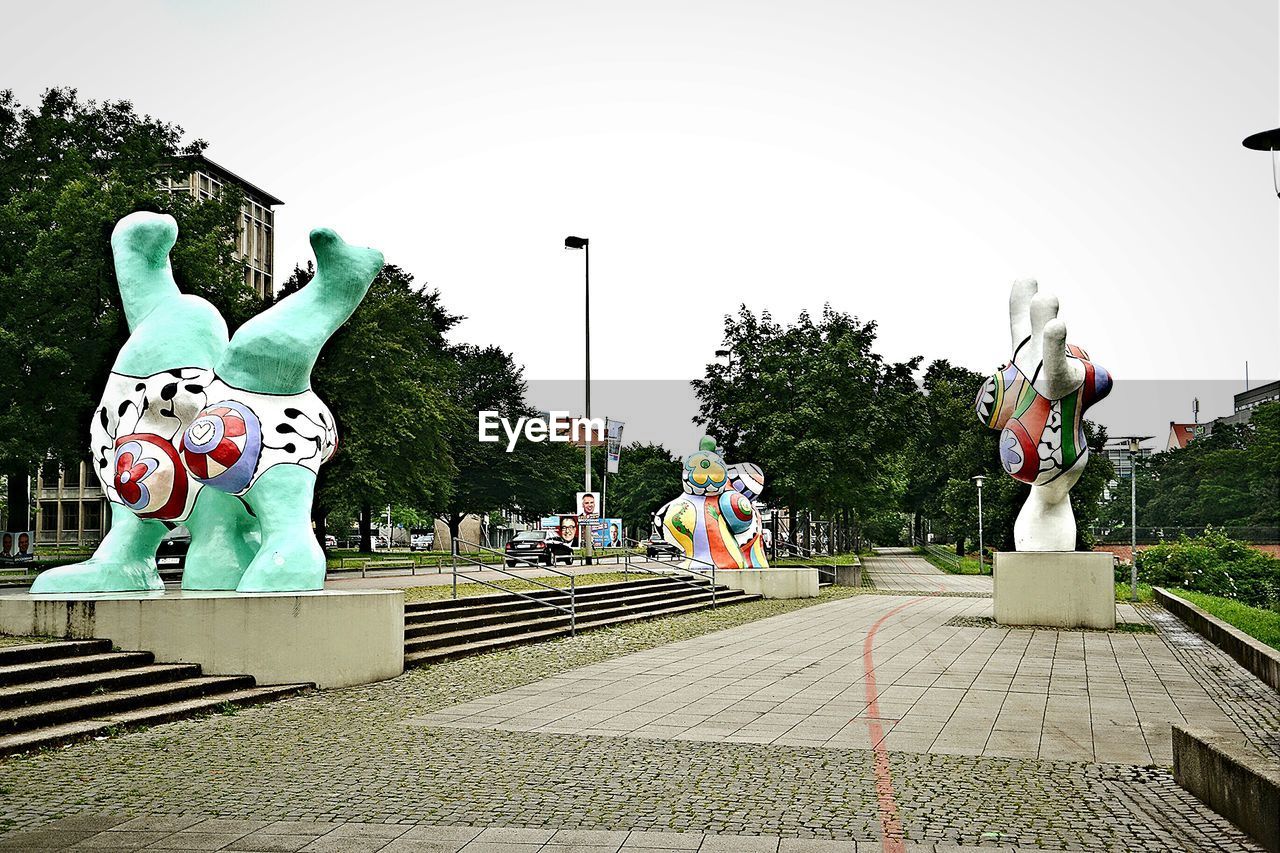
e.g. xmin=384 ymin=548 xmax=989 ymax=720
xmin=504 ymin=530 xmax=573 ymax=567
xmin=645 ymin=535 xmax=681 ymax=560
xmin=156 ymin=527 xmax=190 ymax=576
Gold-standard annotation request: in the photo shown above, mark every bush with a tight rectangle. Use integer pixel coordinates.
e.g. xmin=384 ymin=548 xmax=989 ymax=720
xmin=1134 ymin=529 xmax=1279 ymax=609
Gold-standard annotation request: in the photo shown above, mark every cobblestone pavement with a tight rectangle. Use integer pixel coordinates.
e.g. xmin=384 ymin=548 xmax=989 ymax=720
xmin=863 ymin=550 xmax=993 ymax=595
xmin=0 ymin=559 xmax=1267 ymax=852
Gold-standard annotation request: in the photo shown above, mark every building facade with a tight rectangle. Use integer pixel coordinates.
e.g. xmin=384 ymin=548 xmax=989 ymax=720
xmin=34 ymin=157 xmax=283 ymax=548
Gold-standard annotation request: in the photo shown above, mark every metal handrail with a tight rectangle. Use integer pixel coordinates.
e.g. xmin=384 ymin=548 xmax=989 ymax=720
xmin=772 ymin=539 xmax=837 ymax=584
xmin=622 ymin=536 xmax=719 ymax=608
xmin=450 ymin=538 xmax=576 ymax=635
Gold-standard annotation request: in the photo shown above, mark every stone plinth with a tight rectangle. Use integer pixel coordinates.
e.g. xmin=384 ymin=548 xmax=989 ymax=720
xmin=993 ymin=551 xmax=1115 ymax=629
xmin=720 ymin=567 xmax=819 ymax=599
xmin=834 ymin=560 xmax=862 ymax=587
xmin=0 ymin=588 xmax=404 ymax=688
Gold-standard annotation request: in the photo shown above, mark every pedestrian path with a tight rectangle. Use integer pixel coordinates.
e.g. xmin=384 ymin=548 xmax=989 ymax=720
xmin=862 ymin=548 xmax=992 ymax=595
xmin=405 ymin=589 xmax=1230 ymax=765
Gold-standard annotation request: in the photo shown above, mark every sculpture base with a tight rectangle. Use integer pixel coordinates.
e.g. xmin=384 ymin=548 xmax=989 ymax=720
xmin=0 ymin=588 xmax=404 ymax=688
xmin=720 ymin=567 xmax=819 ymax=599
xmin=994 ymin=551 xmax=1115 ymax=629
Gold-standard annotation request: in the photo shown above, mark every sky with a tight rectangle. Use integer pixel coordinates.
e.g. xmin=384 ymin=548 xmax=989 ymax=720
xmin=5 ymin=1 xmax=1280 ymax=446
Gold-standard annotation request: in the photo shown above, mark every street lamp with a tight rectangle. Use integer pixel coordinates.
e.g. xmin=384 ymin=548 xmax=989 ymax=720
xmin=565 ymin=236 xmax=592 ymax=563
xmin=1242 ymin=127 xmax=1280 ymax=197
xmin=1112 ymin=436 xmax=1153 ymax=602
xmin=971 ymin=475 xmax=985 ymax=573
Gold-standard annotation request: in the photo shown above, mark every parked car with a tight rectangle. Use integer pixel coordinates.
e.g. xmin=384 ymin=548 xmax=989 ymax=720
xmin=410 ymin=532 xmax=435 ymax=551
xmin=324 ymin=535 xmax=338 ymax=548
xmin=645 ymin=535 xmax=681 ymax=560
xmin=156 ymin=527 xmax=190 ymax=572
xmin=504 ymin=530 xmax=573 ymax=567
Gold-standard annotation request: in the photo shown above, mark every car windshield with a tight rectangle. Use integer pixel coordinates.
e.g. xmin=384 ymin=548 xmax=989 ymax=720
xmin=513 ymin=531 xmax=547 ymax=541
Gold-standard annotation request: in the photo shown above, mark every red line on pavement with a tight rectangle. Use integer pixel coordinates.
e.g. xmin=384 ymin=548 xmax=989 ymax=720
xmin=862 ymin=593 xmax=934 ymax=853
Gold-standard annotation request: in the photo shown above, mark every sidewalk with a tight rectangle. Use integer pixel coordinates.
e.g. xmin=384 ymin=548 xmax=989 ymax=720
xmin=862 ymin=548 xmax=993 ymax=595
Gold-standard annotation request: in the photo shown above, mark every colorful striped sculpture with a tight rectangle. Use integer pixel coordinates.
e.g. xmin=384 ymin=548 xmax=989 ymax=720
xmin=654 ymin=437 xmax=769 ymax=570
xmin=975 ymin=280 xmax=1112 ymax=551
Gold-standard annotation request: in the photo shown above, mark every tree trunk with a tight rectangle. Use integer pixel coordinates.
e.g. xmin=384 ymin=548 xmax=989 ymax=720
xmin=5 ymin=464 xmax=30 ymax=532
xmin=359 ymin=504 xmax=372 ymax=553
xmin=955 ymin=537 xmax=965 ymax=557
xmin=313 ymin=507 xmax=328 ymax=552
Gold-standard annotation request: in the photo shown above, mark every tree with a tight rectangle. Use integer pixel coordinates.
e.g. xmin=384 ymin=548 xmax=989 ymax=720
xmin=693 ymin=305 xmax=921 ymax=543
xmin=278 ymin=262 xmax=458 ymax=552
xmin=0 ymin=88 xmax=253 ymax=532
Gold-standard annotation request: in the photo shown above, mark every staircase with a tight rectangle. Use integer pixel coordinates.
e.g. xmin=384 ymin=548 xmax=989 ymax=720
xmin=0 ymin=639 xmax=310 ymax=757
xmin=405 ymin=575 xmax=760 ymax=667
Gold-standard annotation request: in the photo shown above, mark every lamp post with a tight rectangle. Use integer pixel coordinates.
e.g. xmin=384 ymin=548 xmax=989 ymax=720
xmin=1112 ymin=436 xmax=1152 ymax=602
xmin=565 ymin=236 xmax=592 ymax=563
xmin=971 ymin=475 xmax=985 ymax=573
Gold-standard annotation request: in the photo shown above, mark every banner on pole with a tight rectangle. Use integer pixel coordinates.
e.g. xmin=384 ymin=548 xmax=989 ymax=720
xmin=605 ymin=419 xmax=625 ymax=473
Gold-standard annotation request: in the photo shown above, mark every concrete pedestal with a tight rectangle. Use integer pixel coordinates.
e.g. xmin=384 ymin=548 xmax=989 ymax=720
xmin=994 ymin=551 xmax=1115 ymax=629
xmin=720 ymin=567 xmax=819 ymax=599
xmin=0 ymin=588 xmax=404 ymax=688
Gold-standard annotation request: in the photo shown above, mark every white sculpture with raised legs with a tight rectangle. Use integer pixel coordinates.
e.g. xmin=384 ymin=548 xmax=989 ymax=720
xmin=974 ymin=280 xmax=1112 ymax=551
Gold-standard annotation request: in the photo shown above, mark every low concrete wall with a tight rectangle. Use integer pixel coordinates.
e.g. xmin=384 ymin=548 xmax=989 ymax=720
xmin=0 ymin=589 xmax=404 ymax=689
xmin=1173 ymin=725 xmax=1280 ymax=852
xmin=1155 ymin=587 xmax=1280 ymax=692
xmin=720 ymin=567 xmax=819 ymax=599
xmin=993 ymin=551 xmax=1115 ymax=629
xmin=834 ymin=559 xmax=861 ymax=587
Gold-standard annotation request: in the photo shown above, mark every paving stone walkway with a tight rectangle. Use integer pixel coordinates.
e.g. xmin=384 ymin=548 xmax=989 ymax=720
xmin=862 ymin=550 xmax=993 ymax=595
xmin=0 ymin=551 xmax=1269 ymax=852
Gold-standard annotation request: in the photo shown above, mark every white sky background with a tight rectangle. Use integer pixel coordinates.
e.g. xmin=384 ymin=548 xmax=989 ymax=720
xmin=5 ymin=1 xmax=1279 ymax=398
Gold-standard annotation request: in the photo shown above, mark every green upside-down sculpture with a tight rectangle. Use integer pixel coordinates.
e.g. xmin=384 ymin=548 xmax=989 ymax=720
xmin=31 ymin=212 xmax=383 ymax=594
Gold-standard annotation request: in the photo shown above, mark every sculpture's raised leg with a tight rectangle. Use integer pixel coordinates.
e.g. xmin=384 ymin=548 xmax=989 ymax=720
xmin=234 ymin=465 xmax=325 ymax=593
xmin=181 ymin=488 xmax=260 ymax=590
xmin=217 ymin=228 xmax=383 ymax=395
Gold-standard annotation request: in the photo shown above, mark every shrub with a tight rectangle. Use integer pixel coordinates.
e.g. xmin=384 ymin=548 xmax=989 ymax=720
xmin=1134 ymin=528 xmax=1279 ymax=609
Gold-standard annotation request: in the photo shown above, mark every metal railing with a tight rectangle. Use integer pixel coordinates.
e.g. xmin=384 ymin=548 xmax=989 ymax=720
xmin=772 ymin=539 xmax=837 ymax=585
xmin=450 ymin=538 xmax=577 ymax=635
xmin=621 ymin=537 xmax=719 ymax=608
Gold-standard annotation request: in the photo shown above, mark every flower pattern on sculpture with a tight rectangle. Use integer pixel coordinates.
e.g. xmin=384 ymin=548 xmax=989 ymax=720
xmin=181 ymin=400 xmax=264 ymax=494
xmin=111 ymin=433 xmax=188 ymax=520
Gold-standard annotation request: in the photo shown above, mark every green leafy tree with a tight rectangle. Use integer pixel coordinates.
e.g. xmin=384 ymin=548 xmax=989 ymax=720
xmin=0 ymin=88 xmax=253 ymax=531
xmin=693 ymin=305 xmax=920 ymax=544
xmin=278 ymin=262 xmax=458 ymax=552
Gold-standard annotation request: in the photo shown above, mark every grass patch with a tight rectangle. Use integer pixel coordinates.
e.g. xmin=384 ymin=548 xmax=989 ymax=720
xmin=1168 ymin=588 xmax=1280 ymax=651
xmin=771 ymin=553 xmax=862 ymax=567
xmin=916 ymin=546 xmax=989 ymax=575
xmin=1115 ymin=582 xmax=1154 ymax=603
xmin=0 ymin=634 xmax=56 ymax=648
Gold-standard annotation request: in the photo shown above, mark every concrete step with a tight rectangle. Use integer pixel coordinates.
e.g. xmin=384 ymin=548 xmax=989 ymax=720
xmin=405 ymin=589 xmax=761 ymax=668
xmin=0 ymin=651 xmax=156 ymax=688
xmin=404 ymin=576 xmax=703 ymax=616
xmin=0 ymin=662 xmax=204 ymax=710
xmin=404 ymin=581 xmax=721 ymax=637
xmin=0 ymin=683 xmax=310 ymax=757
xmin=0 ymin=639 xmax=113 ymax=667
xmin=0 ymin=674 xmax=258 ymax=735
xmin=405 ymin=577 xmax=709 ymax=624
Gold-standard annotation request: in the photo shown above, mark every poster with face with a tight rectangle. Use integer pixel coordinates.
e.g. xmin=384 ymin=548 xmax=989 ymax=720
xmin=576 ymin=492 xmax=600 ymax=518
xmin=1 ymin=531 xmax=34 ymax=562
xmin=592 ymin=518 xmax=623 ymax=548
xmin=556 ymin=514 xmax=581 ymax=548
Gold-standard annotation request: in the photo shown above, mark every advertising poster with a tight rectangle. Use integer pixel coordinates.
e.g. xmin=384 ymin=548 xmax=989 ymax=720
xmin=605 ymin=419 xmax=625 ymax=474
xmin=576 ymin=491 xmax=601 ymax=519
xmin=592 ymin=518 xmax=623 ymax=548
xmin=1 ymin=530 xmax=34 ymax=563
xmin=556 ymin=514 xmax=581 ymax=548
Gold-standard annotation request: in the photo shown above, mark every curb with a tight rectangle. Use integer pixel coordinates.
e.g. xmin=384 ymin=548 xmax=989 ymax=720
xmin=1172 ymin=724 xmax=1280 ymax=853
xmin=1153 ymin=587 xmax=1280 ymax=692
